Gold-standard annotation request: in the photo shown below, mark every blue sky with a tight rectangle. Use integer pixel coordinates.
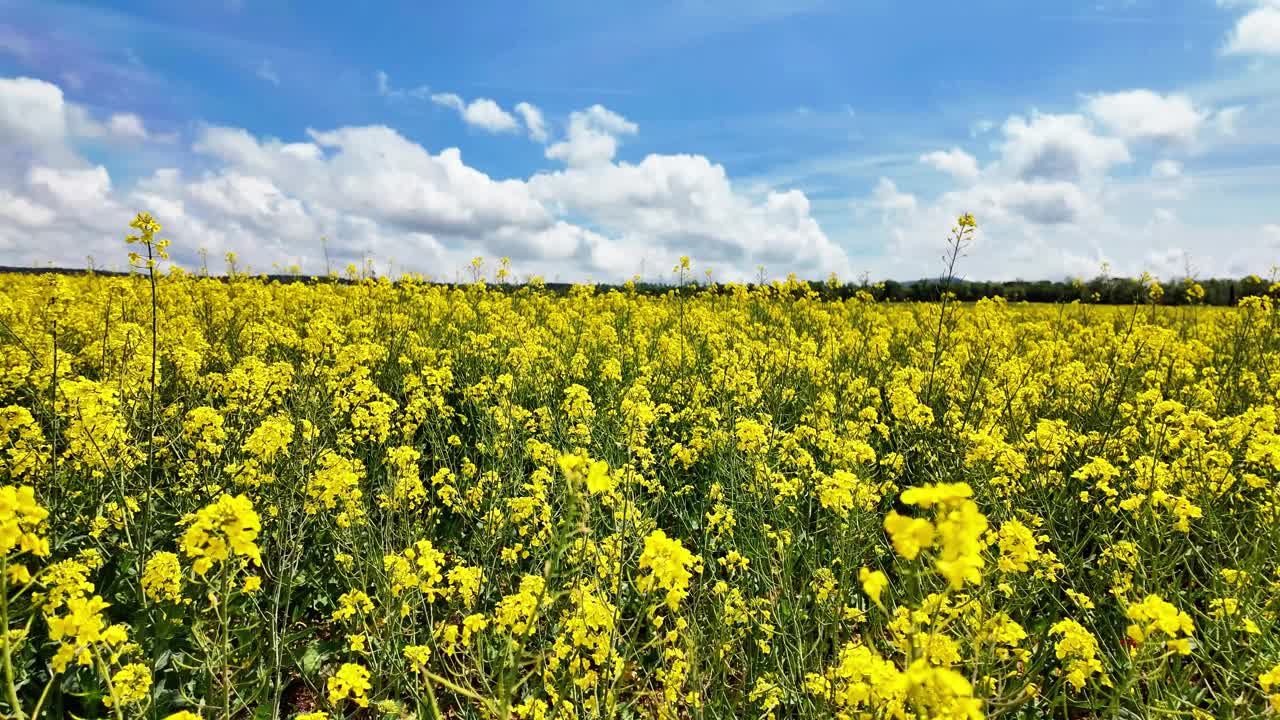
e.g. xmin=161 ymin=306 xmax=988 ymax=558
xmin=1 ymin=0 xmax=1278 ymax=281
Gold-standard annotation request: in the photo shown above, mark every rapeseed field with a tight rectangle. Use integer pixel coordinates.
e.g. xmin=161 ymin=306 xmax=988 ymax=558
xmin=2 ymin=214 xmax=1279 ymax=719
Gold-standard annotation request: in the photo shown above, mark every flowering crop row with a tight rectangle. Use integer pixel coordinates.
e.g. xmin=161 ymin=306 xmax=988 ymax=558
xmin=1 ymin=215 xmax=1279 ymax=718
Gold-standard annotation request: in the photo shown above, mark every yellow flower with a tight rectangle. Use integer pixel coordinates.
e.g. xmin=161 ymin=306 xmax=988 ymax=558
xmin=0 ymin=484 xmax=50 ymax=557
xmin=493 ymin=575 xmax=547 ymax=637
xmin=142 ymin=552 xmax=184 ymax=603
xmin=1065 ymin=589 xmax=1095 ymax=610
xmin=1125 ymin=594 xmax=1194 ymax=655
xmin=884 ymin=511 xmax=935 ymax=560
xmin=858 ymin=567 xmax=887 ymax=609
xmin=6 ymin=563 xmax=31 ymax=584
xmin=933 ymin=498 xmax=988 ymax=590
xmin=901 ymin=482 xmax=973 ymax=508
xmin=1049 ymin=619 xmax=1107 ymax=690
xmin=1260 ymin=664 xmax=1280 ymax=692
xmin=45 ymin=594 xmax=117 ymax=672
xmin=404 ymin=644 xmax=432 ymax=672
xmin=331 ymin=590 xmax=374 ymax=622
xmin=305 ymin=451 xmax=366 ymax=526
xmin=637 ymin=530 xmax=703 ymax=611
xmin=326 ymin=662 xmax=372 ymax=707
xmin=243 ymin=414 xmax=295 ymax=460
xmin=993 ymin=520 xmax=1044 ymax=573
xmin=180 ymin=494 xmax=262 ymax=576
xmin=105 ymin=663 xmax=152 ymax=707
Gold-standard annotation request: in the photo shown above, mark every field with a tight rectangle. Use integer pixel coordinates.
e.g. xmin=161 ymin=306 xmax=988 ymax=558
xmin=3 ymin=217 xmax=1280 ymax=719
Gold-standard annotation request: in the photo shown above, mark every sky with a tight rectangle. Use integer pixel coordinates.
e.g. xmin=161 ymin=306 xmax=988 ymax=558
xmin=1 ymin=0 xmax=1278 ymax=283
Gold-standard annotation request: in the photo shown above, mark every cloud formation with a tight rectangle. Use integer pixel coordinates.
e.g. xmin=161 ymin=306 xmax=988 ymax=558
xmin=1222 ymin=0 xmax=1280 ymax=55
xmin=920 ymin=148 xmax=980 ymax=181
xmin=1083 ymin=90 xmax=1208 ymax=146
xmin=854 ymin=79 xmax=1280 ymax=281
xmin=0 ymin=74 xmax=848 ymax=282
xmin=545 ymin=105 xmax=639 ymax=168
xmin=430 ymin=93 xmax=521 ymax=134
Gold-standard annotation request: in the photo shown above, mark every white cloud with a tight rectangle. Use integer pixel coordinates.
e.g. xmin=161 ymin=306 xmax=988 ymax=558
xmin=107 ymin=113 xmax=148 ymax=140
xmin=860 ymin=84 xmax=1280 ymax=280
xmin=920 ymin=148 xmax=980 ymax=181
xmin=0 ymin=75 xmax=842 ymax=281
xmin=0 ymin=76 xmax=70 ymax=154
xmin=546 ymin=104 xmax=638 ymax=167
xmin=514 ymin=102 xmax=548 ymax=143
xmin=430 ymin=93 xmax=520 ymax=134
xmin=993 ymin=181 xmax=1097 ymax=225
xmin=998 ymin=112 xmax=1130 ymax=181
xmin=1223 ymin=3 xmax=1280 ymax=55
xmin=869 ymin=177 xmax=918 ymax=214
xmin=0 ymin=189 xmax=54 ymax=227
xmin=1084 ymin=90 xmax=1207 ymax=145
xmin=529 ymin=147 xmax=849 ymax=276
xmin=8 ymin=70 xmax=1269 ymax=284
xmin=225 ymin=124 xmax=553 ymax=238
xmin=28 ymin=165 xmax=112 ymax=209
xmin=386 ymin=79 xmax=544 ymax=141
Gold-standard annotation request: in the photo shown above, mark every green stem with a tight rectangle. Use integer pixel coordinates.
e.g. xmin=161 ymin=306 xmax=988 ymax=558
xmin=222 ymin=563 xmax=232 ymax=720
xmin=94 ymin=649 xmax=126 ymax=720
xmin=28 ymin=676 xmax=55 ymax=720
xmin=1 ymin=560 xmax=25 ymax=719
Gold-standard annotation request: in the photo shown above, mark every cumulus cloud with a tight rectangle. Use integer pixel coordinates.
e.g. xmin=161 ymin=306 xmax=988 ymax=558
xmin=430 ymin=92 xmax=520 ymax=134
xmin=1223 ymin=1 xmax=1280 ymax=55
xmin=0 ymin=75 xmax=845 ymax=281
xmin=28 ymin=165 xmax=113 ymax=209
xmin=0 ymin=76 xmax=71 ymax=156
xmin=546 ymin=105 xmax=638 ymax=167
xmin=188 ymin=123 xmax=554 ymax=244
xmin=530 ymin=148 xmax=849 ymax=276
xmin=857 ymin=83 xmax=1277 ymax=280
xmin=1083 ymin=90 xmax=1207 ymax=145
xmin=998 ymin=112 xmax=1130 ymax=181
xmin=0 ymin=189 xmax=54 ymax=228
xmin=0 ymin=77 xmax=153 ymax=147
xmin=920 ymin=148 xmax=980 ymax=181
xmin=868 ymin=178 xmax=918 ymax=214
xmin=990 ymin=181 xmax=1096 ymax=225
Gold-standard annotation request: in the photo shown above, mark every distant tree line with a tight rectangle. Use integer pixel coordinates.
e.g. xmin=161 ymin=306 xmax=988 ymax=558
xmin=3 ymin=265 xmax=1276 ymax=306
xmin=631 ymin=274 xmax=1280 ymax=306
xmin=844 ymin=275 xmax=1276 ymax=306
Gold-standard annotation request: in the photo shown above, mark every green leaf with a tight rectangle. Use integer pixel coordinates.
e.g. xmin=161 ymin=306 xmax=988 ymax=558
xmin=299 ymin=642 xmax=328 ymax=676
